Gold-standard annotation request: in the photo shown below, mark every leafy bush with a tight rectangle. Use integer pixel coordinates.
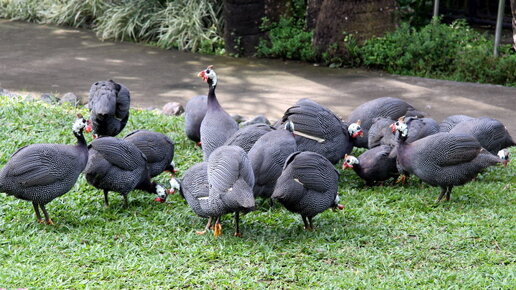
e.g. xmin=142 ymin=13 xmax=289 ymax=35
xmin=256 ymin=17 xmax=316 ymax=62
xmin=0 ymin=0 xmax=224 ymax=54
xmin=41 ymin=0 xmax=111 ymax=28
xmin=359 ymin=19 xmax=516 ymax=86
xmin=155 ymin=0 xmax=224 ymax=54
xmin=95 ymin=0 xmax=163 ymax=41
xmin=0 ymin=0 xmax=46 ymax=22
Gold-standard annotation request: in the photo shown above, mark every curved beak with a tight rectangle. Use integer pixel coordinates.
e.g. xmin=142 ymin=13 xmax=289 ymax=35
xmin=197 ymin=70 xmax=208 ymax=82
xmin=342 ymin=163 xmax=353 ymax=169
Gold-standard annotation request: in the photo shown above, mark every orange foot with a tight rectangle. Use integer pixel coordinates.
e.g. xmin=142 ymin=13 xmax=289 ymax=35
xmin=234 ymin=232 xmax=242 ymax=238
xmin=396 ymin=175 xmax=407 ymax=184
xmin=196 ymin=230 xmax=207 ymax=235
xmin=46 ymin=219 xmax=54 ymax=225
xmin=37 ymin=219 xmax=45 ymax=224
xmin=213 ymin=223 xmax=222 ymax=237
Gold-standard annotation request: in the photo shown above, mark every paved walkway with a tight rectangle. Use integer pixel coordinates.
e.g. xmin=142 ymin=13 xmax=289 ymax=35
xmin=1 ymin=19 xmax=515 ymax=136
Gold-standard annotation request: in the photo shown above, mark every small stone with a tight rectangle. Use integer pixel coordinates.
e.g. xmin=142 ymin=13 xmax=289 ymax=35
xmin=241 ymin=115 xmax=270 ymax=127
xmin=60 ymin=92 xmax=80 ymax=107
xmin=162 ymin=102 xmax=184 ymax=116
xmin=40 ymin=93 xmax=59 ymax=104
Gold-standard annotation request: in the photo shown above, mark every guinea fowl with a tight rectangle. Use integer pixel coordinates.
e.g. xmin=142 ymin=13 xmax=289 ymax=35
xmin=347 ymin=97 xmax=425 ymax=148
xmin=184 ymin=95 xmax=208 ymax=144
xmin=392 ymin=117 xmax=504 ymax=202
xmin=84 ymin=137 xmax=170 ymax=207
xmin=272 ymin=151 xmax=343 ymax=230
xmin=439 ymin=114 xmax=473 ymax=132
xmin=280 ymin=98 xmax=361 ymax=164
xmin=342 ymin=146 xmax=398 ymax=186
xmin=448 ymin=117 xmax=516 ymax=155
xmin=87 ymin=80 xmax=130 ymax=137
xmin=123 ymin=130 xmax=175 ymax=178
xmin=178 ymin=162 xmax=212 ymax=234
xmin=205 ymin=145 xmax=255 ymax=237
xmin=248 ymin=128 xmax=298 ymax=200
xmin=0 ymin=114 xmax=89 ymax=224
xmin=368 ymin=117 xmax=396 ymax=148
xmin=224 ymin=123 xmax=275 ymax=153
xmin=198 ymin=66 xmax=239 ymax=160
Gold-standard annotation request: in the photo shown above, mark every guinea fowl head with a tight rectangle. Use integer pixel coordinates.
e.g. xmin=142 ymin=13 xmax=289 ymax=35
xmin=154 ymin=185 xmax=168 ymax=203
xmin=342 ymin=154 xmax=359 ymax=169
xmin=348 ymin=120 xmax=364 ymax=138
xmin=73 ymin=114 xmax=88 ymax=133
xmin=333 ymin=195 xmax=345 ymax=210
xmin=390 ymin=116 xmax=408 ymax=138
xmin=497 ymin=149 xmax=509 ymax=167
xmin=198 ymin=65 xmax=217 ymax=87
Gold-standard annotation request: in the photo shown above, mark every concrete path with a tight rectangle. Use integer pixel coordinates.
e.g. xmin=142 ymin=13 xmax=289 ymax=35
xmin=1 ymin=19 xmax=515 ymax=136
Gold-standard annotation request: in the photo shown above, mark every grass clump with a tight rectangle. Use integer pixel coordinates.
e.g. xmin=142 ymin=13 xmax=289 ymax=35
xmin=0 ymin=95 xmax=515 ymax=288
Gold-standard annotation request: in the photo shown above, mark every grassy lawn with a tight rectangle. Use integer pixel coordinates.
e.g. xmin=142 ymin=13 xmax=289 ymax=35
xmin=0 ymin=95 xmax=514 ymax=288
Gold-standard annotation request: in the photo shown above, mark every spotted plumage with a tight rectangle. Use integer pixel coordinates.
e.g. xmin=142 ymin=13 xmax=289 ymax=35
xmin=347 ymin=97 xmax=425 ymax=148
xmin=0 ymin=115 xmax=89 ymax=224
xmin=272 ymin=151 xmax=341 ymax=230
xmin=85 ymin=137 xmax=166 ymax=207
xmin=281 ymin=98 xmax=356 ymax=164
xmin=87 ymin=80 xmax=130 ymax=137
xmin=124 ymin=129 xmax=175 ymax=177
xmin=224 ymin=123 xmax=275 ymax=153
xmin=248 ymin=129 xmax=298 ymax=199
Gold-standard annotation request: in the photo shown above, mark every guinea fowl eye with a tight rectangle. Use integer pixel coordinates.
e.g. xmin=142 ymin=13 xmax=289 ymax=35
xmin=206 ymin=69 xmax=210 ymax=74
xmin=395 ymin=121 xmax=399 ymax=126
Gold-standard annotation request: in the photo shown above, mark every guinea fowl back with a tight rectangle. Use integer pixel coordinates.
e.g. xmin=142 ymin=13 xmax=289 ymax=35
xmin=272 ymin=151 xmax=339 ymax=218
xmin=398 ymin=133 xmax=502 ymax=187
xmin=439 ymin=115 xmax=474 ymax=132
xmin=347 ymin=97 xmax=425 ymax=148
xmin=206 ymin=146 xmax=255 ymax=216
xmin=248 ymin=129 xmax=297 ymax=198
xmin=123 ymin=130 xmax=175 ymax=177
xmin=184 ymin=95 xmax=208 ymax=143
xmin=88 ymin=80 xmax=130 ymax=137
xmin=449 ymin=117 xmax=514 ymax=154
xmin=85 ymin=137 xmax=148 ymax=195
xmin=180 ymin=162 xmax=210 ymax=218
xmin=282 ymin=98 xmax=352 ymax=164
xmin=224 ymin=123 xmax=274 ymax=153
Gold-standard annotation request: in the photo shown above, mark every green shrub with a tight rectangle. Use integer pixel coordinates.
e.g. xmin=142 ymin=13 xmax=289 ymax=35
xmin=256 ymin=17 xmax=316 ymax=62
xmin=359 ymin=19 xmax=516 ymax=86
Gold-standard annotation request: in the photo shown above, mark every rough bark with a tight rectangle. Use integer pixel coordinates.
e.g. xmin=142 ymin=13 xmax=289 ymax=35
xmin=312 ymin=0 xmax=399 ymax=57
xmin=223 ymin=0 xmax=290 ymax=56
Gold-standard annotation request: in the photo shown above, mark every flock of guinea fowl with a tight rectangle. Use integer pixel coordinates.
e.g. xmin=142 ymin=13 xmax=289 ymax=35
xmin=0 ymin=65 xmax=514 ymax=237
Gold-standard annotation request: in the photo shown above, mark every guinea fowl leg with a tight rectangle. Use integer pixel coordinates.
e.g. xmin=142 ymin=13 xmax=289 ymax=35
xmin=103 ymin=190 xmax=110 ymax=207
xmin=213 ymin=216 xmax=222 ymax=237
xmin=435 ymin=187 xmax=447 ymax=203
xmin=234 ymin=212 xmax=242 ymax=237
xmin=308 ymin=216 xmax=314 ymax=230
xmin=39 ymin=204 xmax=53 ymax=225
xmin=32 ymin=201 xmax=43 ymax=223
xmin=123 ymin=194 xmax=129 ymax=208
xmin=445 ymin=186 xmax=453 ymax=202
xmin=302 ymin=216 xmax=312 ymax=231
xmin=196 ymin=217 xmax=213 ymax=235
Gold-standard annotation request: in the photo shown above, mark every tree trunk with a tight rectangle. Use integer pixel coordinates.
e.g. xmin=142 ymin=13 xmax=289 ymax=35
xmin=223 ymin=0 xmax=290 ymax=56
xmin=312 ymin=0 xmax=399 ymax=58
xmin=511 ymin=0 xmax=516 ymax=50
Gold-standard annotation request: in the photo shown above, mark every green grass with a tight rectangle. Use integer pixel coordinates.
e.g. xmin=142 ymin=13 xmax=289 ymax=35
xmin=0 ymin=95 xmax=515 ymax=288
